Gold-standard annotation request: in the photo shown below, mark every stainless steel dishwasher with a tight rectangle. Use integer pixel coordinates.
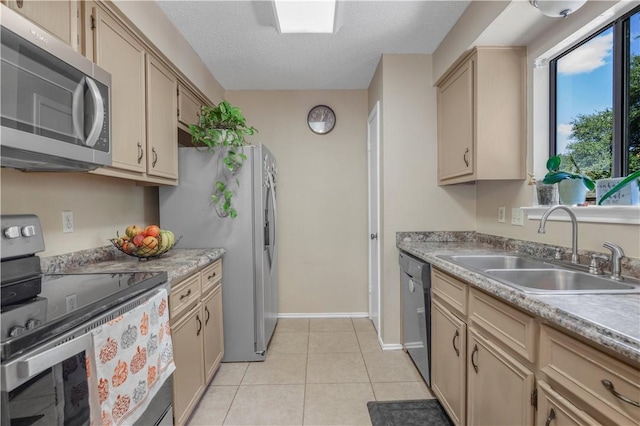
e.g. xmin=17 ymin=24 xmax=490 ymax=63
xmin=399 ymin=251 xmax=431 ymax=386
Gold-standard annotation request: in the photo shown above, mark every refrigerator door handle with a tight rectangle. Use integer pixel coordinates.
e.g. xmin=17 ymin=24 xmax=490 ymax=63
xmin=267 ymin=171 xmax=278 ymax=272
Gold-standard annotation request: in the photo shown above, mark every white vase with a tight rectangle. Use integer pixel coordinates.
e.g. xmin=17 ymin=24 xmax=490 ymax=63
xmin=558 ymin=179 xmax=587 ymax=205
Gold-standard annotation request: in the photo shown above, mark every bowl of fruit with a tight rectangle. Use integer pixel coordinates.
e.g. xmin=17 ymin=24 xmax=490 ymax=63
xmin=110 ymin=224 xmax=178 ymax=260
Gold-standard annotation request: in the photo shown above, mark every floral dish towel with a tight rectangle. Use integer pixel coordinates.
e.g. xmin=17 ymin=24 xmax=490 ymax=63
xmin=87 ymin=288 xmax=175 ymax=426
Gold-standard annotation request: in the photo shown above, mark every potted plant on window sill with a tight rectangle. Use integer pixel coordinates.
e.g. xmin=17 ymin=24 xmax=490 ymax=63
xmin=188 ymin=100 xmax=257 ymax=218
xmin=542 ymin=155 xmax=595 ymax=206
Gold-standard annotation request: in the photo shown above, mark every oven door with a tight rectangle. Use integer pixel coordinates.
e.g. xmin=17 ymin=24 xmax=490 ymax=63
xmin=1 ymin=333 xmax=93 ymax=426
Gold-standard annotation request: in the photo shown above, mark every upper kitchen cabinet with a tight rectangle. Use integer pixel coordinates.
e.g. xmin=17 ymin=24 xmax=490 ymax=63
xmin=178 ymin=83 xmax=202 ymax=134
xmin=4 ymin=0 xmax=77 ymax=47
xmin=86 ymin=3 xmax=178 ymax=185
xmin=147 ymin=55 xmax=178 ymax=180
xmin=436 ymin=47 xmax=526 ymax=185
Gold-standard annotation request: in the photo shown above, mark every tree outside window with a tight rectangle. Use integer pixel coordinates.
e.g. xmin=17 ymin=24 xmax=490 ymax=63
xmin=551 ymin=7 xmax=639 ymax=180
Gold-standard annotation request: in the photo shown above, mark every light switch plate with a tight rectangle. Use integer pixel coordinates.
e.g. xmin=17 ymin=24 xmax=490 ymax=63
xmin=511 ymin=208 xmax=524 ymax=226
xmin=498 ymin=207 xmax=506 ymax=223
xmin=62 ymin=211 xmax=74 ymax=233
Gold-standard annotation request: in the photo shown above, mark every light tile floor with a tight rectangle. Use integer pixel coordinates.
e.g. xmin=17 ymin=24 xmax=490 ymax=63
xmin=187 ymin=318 xmax=434 ymax=426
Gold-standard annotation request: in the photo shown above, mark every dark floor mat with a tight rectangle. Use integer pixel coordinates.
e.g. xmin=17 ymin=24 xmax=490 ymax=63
xmin=367 ymin=399 xmax=453 ymax=426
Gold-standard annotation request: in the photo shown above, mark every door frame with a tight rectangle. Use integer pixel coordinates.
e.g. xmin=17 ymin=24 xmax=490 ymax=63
xmin=367 ymin=101 xmax=381 ymax=334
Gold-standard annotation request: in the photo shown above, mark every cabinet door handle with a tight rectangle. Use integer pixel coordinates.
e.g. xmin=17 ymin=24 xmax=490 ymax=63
xmin=463 ymin=148 xmax=469 ymax=167
xmin=205 ymin=306 xmax=210 ymax=325
xmin=179 ymin=289 xmax=192 ymax=301
xmin=137 ymin=142 xmax=143 ymax=164
xmin=152 ymin=148 xmax=158 ymax=167
xmin=452 ymin=330 xmax=460 ymax=357
xmin=471 ymin=343 xmax=479 ymax=373
xmin=601 ymin=380 xmax=640 ymax=407
xmin=196 ymin=314 xmax=202 ymax=336
xmin=544 ymin=408 xmax=556 ymax=426
xmin=16 ymin=0 xmax=23 ymax=8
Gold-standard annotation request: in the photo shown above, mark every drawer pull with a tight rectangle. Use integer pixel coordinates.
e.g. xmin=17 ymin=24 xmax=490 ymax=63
xmin=452 ymin=330 xmax=460 ymax=357
xmin=601 ymin=379 xmax=640 ymax=407
xmin=544 ymin=408 xmax=556 ymax=426
xmin=196 ymin=314 xmax=202 ymax=336
xmin=179 ymin=289 xmax=192 ymax=300
xmin=471 ymin=344 xmax=479 ymax=373
xmin=208 ymin=272 xmax=217 ymax=280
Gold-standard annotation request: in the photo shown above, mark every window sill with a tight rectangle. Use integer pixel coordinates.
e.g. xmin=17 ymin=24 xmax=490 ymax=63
xmin=522 ymin=205 xmax=640 ymax=225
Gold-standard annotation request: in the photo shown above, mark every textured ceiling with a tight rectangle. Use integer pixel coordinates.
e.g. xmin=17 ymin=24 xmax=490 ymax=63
xmin=156 ymin=0 xmax=471 ymax=90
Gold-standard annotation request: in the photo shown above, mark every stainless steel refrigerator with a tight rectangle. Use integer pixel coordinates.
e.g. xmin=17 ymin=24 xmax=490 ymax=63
xmin=159 ymin=144 xmax=278 ymax=362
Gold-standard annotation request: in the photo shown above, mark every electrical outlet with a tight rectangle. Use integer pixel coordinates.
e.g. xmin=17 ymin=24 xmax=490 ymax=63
xmin=511 ymin=208 xmax=524 ymax=226
xmin=498 ymin=207 xmax=506 ymax=223
xmin=62 ymin=211 xmax=74 ymax=233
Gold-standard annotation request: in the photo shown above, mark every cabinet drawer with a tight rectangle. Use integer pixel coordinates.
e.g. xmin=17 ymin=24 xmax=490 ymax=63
xmin=201 ymin=259 xmax=222 ymax=294
xmin=469 ymin=288 xmax=536 ymax=363
xmin=170 ymin=274 xmax=201 ymax=319
xmin=432 ymin=268 xmax=468 ymax=316
xmin=536 ymin=380 xmax=601 ymax=426
xmin=540 ymin=325 xmax=640 ymax=425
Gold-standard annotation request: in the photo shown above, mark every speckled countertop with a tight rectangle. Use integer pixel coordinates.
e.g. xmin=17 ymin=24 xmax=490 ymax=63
xmin=397 ymin=236 xmax=640 ymax=365
xmin=42 ymin=247 xmax=225 ymax=284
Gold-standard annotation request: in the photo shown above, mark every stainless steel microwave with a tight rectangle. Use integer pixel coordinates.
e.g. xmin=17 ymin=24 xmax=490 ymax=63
xmin=0 ymin=5 xmax=111 ymax=172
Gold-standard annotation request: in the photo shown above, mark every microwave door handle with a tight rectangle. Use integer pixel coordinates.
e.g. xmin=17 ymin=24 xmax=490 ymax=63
xmin=71 ymin=77 xmax=85 ymax=142
xmin=84 ymin=77 xmax=104 ymax=148
xmin=17 ymin=333 xmax=92 ymax=379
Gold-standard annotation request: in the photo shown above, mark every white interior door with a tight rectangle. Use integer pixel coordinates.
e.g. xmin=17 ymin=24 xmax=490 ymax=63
xmin=368 ymin=101 xmax=381 ymax=333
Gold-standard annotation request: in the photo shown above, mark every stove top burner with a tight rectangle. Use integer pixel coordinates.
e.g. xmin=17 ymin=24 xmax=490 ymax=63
xmin=1 ymin=271 xmax=168 ymax=360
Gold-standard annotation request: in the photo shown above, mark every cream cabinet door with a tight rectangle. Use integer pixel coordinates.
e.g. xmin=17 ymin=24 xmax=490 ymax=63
xmin=203 ymin=284 xmax=224 ymax=383
xmin=437 ymin=57 xmax=473 ymax=183
xmin=146 ymin=55 xmax=178 ymax=179
xmin=536 ymin=380 xmax=601 ymax=426
xmin=91 ymin=6 xmax=146 ymax=173
xmin=7 ymin=0 xmax=75 ymax=46
xmin=178 ymin=84 xmax=201 ymax=129
xmin=172 ymin=303 xmax=205 ymax=426
xmin=467 ymin=327 xmax=535 ymax=426
xmin=431 ymin=299 xmax=466 ymax=426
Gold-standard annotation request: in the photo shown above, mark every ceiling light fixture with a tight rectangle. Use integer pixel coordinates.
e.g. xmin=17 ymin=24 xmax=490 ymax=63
xmin=273 ymin=0 xmax=337 ymax=34
xmin=529 ymin=0 xmax=587 ymax=18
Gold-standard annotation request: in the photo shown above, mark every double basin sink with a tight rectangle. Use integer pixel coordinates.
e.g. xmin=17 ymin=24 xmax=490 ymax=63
xmin=438 ymin=254 xmax=640 ymax=294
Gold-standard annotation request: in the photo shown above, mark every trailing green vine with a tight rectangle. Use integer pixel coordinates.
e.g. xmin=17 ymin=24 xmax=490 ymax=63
xmin=189 ymin=100 xmax=257 ymax=218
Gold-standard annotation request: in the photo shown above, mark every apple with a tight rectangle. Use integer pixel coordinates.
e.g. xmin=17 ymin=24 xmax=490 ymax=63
xmin=125 ymin=225 xmax=143 ymax=238
xmin=133 ymin=234 xmax=145 ymax=247
xmin=144 ymin=225 xmax=160 ymax=238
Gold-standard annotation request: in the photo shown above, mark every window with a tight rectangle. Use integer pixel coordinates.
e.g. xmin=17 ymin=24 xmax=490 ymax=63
xmin=550 ymin=6 xmax=640 ymax=180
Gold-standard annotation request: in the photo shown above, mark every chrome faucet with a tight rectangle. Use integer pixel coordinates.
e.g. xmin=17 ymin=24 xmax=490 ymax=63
xmin=603 ymin=241 xmax=625 ymax=281
xmin=538 ymin=205 xmax=579 ymax=264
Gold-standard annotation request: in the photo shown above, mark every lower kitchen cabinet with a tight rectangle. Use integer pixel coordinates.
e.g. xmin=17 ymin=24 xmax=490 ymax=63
xmin=467 ymin=327 xmax=535 ymax=426
xmin=536 ymin=380 xmax=601 ymax=426
xmin=172 ymin=303 xmax=205 ymax=424
xmin=170 ymin=259 xmax=224 ymax=426
xmin=431 ymin=266 xmax=640 ymax=426
xmin=431 ymin=299 xmax=467 ymax=426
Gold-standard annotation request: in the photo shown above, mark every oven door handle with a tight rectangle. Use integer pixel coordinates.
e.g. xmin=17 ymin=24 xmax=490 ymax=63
xmin=17 ymin=333 xmax=92 ymax=379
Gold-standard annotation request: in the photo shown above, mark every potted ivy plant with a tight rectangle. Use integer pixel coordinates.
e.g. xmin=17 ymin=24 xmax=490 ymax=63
xmin=542 ymin=155 xmax=595 ymax=205
xmin=188 ymin=100 xmax=257 ymax=218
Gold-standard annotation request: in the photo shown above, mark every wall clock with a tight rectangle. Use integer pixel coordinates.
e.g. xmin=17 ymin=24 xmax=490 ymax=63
xmin=307 ymin=105 xmax=336 ymax=135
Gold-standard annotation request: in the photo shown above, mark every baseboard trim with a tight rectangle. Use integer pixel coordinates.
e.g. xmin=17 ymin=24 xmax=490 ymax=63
xmin=381 ymin=343 xmax=404 ymax=351
xmin=277 ymin=312 xmax=369 ymax=319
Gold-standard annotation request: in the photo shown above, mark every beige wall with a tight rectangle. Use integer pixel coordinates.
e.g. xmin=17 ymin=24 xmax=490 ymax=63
xmin=226 ymin=90 xmax=370 ymax=315
xmin=0 ymin=169 xmax=158 ymax=257
xmin=370 ymin=54 xmax=477 ymax=345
